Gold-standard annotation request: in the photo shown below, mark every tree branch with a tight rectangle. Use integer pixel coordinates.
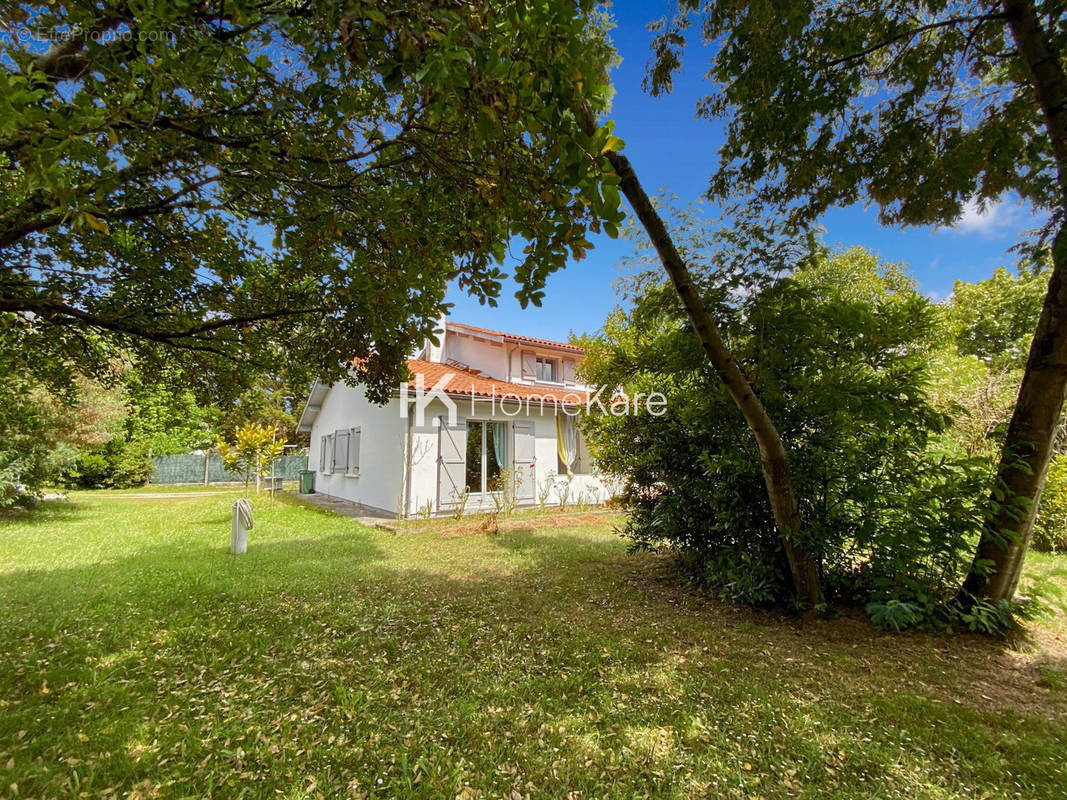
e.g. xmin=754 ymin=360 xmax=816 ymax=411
xmin=825 ymin=12 xmax=1008 ymax=68
xmin=0 ymin=296 xmax=335 ymax=341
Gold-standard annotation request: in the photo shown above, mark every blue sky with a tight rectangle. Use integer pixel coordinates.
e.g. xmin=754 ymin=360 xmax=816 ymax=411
xmin=445 ymin=1 xmax=1046 ymax=342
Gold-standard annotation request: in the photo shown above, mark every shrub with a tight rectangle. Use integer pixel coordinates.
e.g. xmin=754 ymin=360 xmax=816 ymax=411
xmin=65 ymin=440 xmax=153 ymax=489
xmin=1033 ymin=455 xmax=1067 ymax=552
xmin=583 ymin=245 xmax=990 ymax=627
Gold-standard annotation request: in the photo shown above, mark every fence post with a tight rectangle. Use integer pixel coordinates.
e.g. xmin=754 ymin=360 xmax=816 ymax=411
xmin=203 ymin=451 xmax=211 ymax=485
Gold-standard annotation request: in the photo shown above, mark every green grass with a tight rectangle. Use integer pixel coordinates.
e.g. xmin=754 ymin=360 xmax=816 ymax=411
xmin=1 ymin=493 xmax=1066 ymax=799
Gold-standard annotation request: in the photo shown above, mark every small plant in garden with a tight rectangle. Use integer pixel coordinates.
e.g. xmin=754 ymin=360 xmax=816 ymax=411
xmin=555 ymin=475 xmax=572 ymax=511
xmin=865 ymin=599 xmax=925 ymax=633
xmin=514 ymin=469 xmax=529 ymax=510
xmin=451 ymin=487 xmax=470 ymax=521
xmin=537 ymin=472 xmax=556 ymax=514
xmin=489 ymin=467 xmax=518 ymax=517
xmin=419 ymin=499 xmax=434 ymax=520
xmin=216 ymin=423 xmax=286 ymax=494
xmin=574 ymin=489 xmax=587 ymax=512
xmin=480 ymin=509 xmax=500 ymax=535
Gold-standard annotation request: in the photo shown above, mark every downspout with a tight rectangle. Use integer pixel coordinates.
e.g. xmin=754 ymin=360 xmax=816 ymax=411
xmin=403 ymin=398 xmax=414 ymax=518
xmin=506 ymin=344 xmax=517 ymax=382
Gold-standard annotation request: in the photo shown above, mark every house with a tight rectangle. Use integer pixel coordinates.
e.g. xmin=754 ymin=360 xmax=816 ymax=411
xmin=296 ymin=320 xmax=613 ymax=517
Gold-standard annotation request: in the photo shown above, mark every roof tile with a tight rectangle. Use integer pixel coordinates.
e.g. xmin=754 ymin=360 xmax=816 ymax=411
xmin=405 ymin=359 xmax=587 ymax=405
xmin=446 ymin=322 xmax=584 ymax=353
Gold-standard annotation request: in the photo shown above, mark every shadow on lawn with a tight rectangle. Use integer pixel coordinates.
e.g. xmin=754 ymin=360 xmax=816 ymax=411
xmin=0 ymin=498 xmax=85 ymax=527
xmin=1 ymin=503 xmax=1066 ymax=797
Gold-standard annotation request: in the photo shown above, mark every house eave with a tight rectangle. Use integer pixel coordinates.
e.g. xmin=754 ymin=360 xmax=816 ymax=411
xmin=296 ymin=380 xmax=331 ymax=433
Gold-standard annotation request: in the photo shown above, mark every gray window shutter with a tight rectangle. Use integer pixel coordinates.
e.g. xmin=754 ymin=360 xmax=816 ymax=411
xmin=319 ymin=437 xmax=327 ymax=472
xmin=437 ymin=416 xmax=466 ymax=509
xmin=349 ymin=427 xmax=360 ymax=474
xmin=324 ymin=434 xmax=334 ymax=473
xmin=521 ymin=350 xmax=536 ymax=380
xmin=562 ymin=359 xmax=576 ymax=386
xmin=573 ymin=428 xmax=590 ymax=474
xmin=512 ymin=421 xmax=536 ymax=502
xmin=334 ymin=430 xmax=349 ymax=474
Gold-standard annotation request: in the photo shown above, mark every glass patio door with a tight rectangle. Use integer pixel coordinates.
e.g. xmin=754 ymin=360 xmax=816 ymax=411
xmin=465 ymin=421 xmax=505 ymax=494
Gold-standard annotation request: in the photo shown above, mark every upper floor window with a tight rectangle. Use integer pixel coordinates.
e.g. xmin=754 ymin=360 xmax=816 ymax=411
xmin=536 ymin=356 xmax=558 ymax=382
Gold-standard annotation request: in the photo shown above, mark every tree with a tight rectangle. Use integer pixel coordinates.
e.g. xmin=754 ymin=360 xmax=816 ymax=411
xmin=0 ymin=371 xmax=126 ymax=506
xmin=60 ymin=364 xmax=218 ymax=489
xmin=583 ymin=239 xmax=988 ymax=627
xmin=217 ymin=423 xmax=286 ymax=493
xmin=219 ymin=376 xmax=305 ymax=446
xmin=122 ymin=367 xmax=220 ymax=456
xmin=581 ymin=112 xmax=823 ymax=603
xmin=2 ymin=1 xmax=622 ymax=401
xmin=948 ymin=259 xmax=1051 ymax=369
xmin=646 ymin=0 xmax=1067 ymax=603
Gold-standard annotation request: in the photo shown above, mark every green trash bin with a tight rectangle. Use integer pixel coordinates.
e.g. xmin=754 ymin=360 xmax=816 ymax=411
xmin=298 ymin=470 xmax=315 ymax=494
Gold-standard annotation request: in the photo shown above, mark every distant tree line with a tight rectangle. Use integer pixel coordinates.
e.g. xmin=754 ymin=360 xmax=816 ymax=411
xmin=0 ymin=362 xmax=304 ymax=507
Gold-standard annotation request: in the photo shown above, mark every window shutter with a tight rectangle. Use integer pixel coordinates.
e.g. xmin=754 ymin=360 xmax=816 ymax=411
xmin=521 ymin=350 xmax=536 ymax=380
xmin=334 ymin=430 xmax=349 ymax=474
xmin=573 ymin=428 xmax=591 ymax=474
xmin=437 ymin=416 xmax=467 ymax=508
xmin=562 ymin=359 xmax=576 ymax=386
xmin=324 ymin=434 xmax=334 ymax=473
xmin=348 ymin=427 xmax=361 ymax=474
xmin=319 ymin=436 xmax=328 ymax=472
xmin=512 ymin=421 xmax=536 ymax=502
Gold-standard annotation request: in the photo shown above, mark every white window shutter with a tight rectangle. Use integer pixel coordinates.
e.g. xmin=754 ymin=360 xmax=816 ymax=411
xmin=512 ymin=421 xmax=536 ymax=502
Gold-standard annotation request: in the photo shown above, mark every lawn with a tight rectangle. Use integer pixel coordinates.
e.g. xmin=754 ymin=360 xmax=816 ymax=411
xmin=1 ymin=492 xmax=1066 ymax=799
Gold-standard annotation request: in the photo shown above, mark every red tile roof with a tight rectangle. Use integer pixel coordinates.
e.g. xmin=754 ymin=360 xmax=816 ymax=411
xmin=405 ymin=359 xmax=588 ymax=405
xmin=446 ymin=322 xmax=584 ymax=354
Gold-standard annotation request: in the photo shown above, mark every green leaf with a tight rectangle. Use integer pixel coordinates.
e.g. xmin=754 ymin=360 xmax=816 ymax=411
xmin=600 ymin=135 xmax=623 ymax=155
xmin=83 ymin=212 xmax=109 ymax=234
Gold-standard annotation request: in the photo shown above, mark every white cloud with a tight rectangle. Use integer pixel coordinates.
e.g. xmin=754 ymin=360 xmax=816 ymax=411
xmin=947 ymin=197 xmax=1038 ymax=237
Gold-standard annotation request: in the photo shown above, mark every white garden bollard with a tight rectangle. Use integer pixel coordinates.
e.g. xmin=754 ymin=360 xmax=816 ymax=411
xmin=231 ymin=498 xmax=253 ymax=555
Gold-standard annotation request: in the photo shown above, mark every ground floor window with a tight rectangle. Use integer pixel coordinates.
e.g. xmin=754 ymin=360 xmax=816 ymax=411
xmin=465 ymin=420 xmax=505 ymax=494
xmin=557 ymin=417 xmax=593 ymax=475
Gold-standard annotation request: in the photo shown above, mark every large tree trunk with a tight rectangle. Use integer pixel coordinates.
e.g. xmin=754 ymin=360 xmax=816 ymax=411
xmin=961 ymin=0 xmax=1067 ymax=602
xmin=600 ymin=146 xmax=823 ymax=605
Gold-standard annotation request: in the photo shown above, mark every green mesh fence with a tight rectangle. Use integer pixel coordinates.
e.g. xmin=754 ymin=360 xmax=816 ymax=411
xmin=150 ymin=454 xmax=308 ymax=484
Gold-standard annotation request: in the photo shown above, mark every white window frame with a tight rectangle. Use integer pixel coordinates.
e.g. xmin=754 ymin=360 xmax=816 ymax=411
xmin=535 ymin=356 xmax=560 ymax=383
xmin=465 ymin=419 xmax=506 ymax=495
xmin=346 ymin=427 xmax=361 ymax=477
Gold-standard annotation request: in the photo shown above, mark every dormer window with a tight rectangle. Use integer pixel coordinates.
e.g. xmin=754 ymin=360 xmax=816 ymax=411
xmin=535 ymin=356 xmax=559 ymax=382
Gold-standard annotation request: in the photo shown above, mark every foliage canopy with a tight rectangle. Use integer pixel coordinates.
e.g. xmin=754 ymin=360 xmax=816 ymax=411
xmin=1 ymin=1 xmax=623 ymax=401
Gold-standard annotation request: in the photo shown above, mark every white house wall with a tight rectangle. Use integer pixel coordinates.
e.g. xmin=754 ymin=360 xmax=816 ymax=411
xmin=444 ymin=333 xmax=510 ymax=379
xmin=309 ymin=383 xmax=406 ymax=516
xmin=404 ymin=396 xmax=611 ymax=516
